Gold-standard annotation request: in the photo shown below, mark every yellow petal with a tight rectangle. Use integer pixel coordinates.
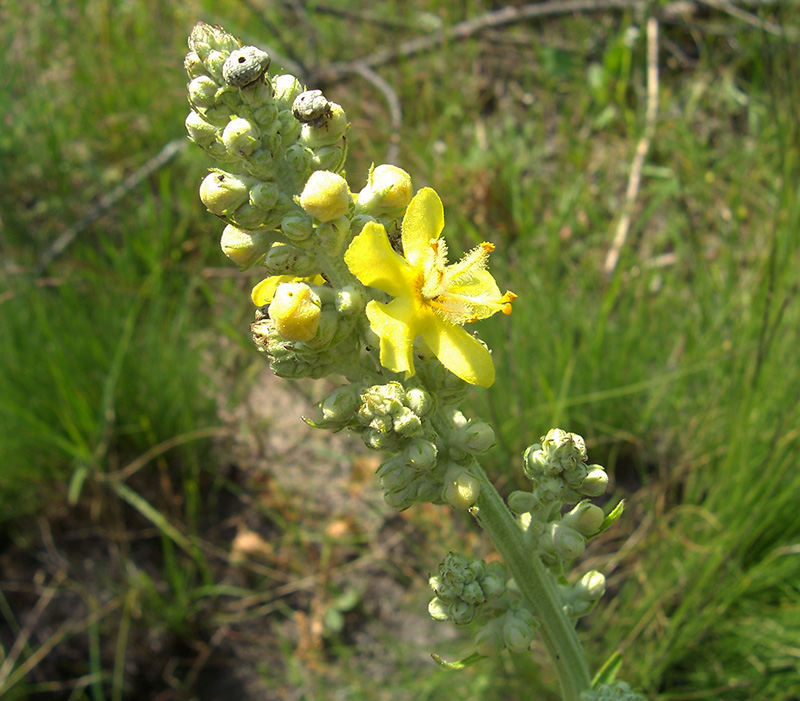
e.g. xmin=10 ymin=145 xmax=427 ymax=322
xmin=422 ymin=319 xmax=495 ymax=387
xmin=401 ymin=188 xmax=444 ymax=266
xmin=251 ymin=275 xmax=294 ymax=306
xmin=344 ymin=222 xmax=414 ymax=298
xmin=365 ymin=298 xmax=420 ymax=377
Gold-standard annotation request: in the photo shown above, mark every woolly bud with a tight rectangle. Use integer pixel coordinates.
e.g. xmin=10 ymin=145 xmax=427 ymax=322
xmin=404 ymin=388 xmax=434 ymax=418
xmin=393 ymin=408 xmax=422 ymax=437
xmin=507 ymin=490 xmax=538 ymax=515
xmin=220 ymin=225 xmax=274 ymax=269
xmin=405 ymin=439 xmax=437 ymax=472
xmin=335 ymin=285 xmax=367 ymax=316
xmin=272 ymin=74 xmax=304 ymax=109
xmin=443 ymin=468 xmax=481 ymax=510
xmin=188 ymin=75 xmax=219 ymax=108
xmin=299 ymin=103 xmax=348 ymax=148
xmin=549 ymin=523 xmax=586 ymax=561
xmin=299 ymin=171 xmax=350 ymax=222
xmin=280 ymin=211 xmax=315 ymax=244
xmin=199 ymin=171 xmax=253 ymax=215
xmin=581 ymin=466 xmax=609 ymax=496
xmin=185 ymin=111 xmax=219 ymax=147
xmin=222 ymin=117 xmax=260 ymax=156
xmin=562 ymin=501 xmax=605 ymax=536
xmin=262 ymin=243 xmax=317 ymax=277
xmin=356 ymin=164 xmax=413 ymax=214
xmin=268 ymin=282 xmax=321 ymax=342
xmin=503 ymin=608 xmax=536 ymax=653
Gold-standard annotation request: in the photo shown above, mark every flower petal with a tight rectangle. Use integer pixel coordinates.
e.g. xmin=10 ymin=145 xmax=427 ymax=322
xmin=344 ymin=222 xmax=414 ymax=298
xmin=251 ymin=275 xmax=294 ymax=306
xmin=422 ymin=319 xmax=496 ymax=387
xmin=401 ymin=188 xmax=444 ymax=266
xmin=366 ymin=298 xmax=420 ymax=377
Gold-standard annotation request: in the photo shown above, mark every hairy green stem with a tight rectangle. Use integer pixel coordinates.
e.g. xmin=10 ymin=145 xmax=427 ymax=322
xmin=474 ymin=469 xmax=592 ymax=700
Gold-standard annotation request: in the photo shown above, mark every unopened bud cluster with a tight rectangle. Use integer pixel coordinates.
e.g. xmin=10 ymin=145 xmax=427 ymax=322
xmin=509 ymin=429 xmax=611 ymax=576
xmin=428 ymin=553 xmax=507 ymax=625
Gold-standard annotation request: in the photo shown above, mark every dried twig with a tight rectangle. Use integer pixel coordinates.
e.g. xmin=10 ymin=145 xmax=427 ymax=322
xmin=603 ymin=16 xmax=661 ymax=276
xmin=697 ymin=0 xmax=797 ymax=38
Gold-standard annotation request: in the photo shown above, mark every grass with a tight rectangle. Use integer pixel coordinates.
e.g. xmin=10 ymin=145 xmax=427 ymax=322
xmin=1 ymin=0 xmax=799 ymax=699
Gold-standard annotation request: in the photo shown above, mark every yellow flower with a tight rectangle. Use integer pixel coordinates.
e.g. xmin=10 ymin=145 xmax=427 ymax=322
xmin=344 ymin=188 xmax=515 ymax=387
xmin=251 ymin=274 xmax=325 ymax=307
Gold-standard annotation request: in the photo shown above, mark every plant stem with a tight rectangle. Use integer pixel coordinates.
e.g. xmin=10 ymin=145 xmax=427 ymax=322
xmin=474 ymin=469 xmax=592 ymax=700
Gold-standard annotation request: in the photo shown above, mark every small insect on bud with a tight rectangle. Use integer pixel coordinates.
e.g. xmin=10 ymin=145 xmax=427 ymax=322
xmin=222 ymin=46 xmax=271 ymax=88
xmin=199 ymin=171 xmax=253 ymax=215
xmin=292 ymin=89 xmax=332 ymax=127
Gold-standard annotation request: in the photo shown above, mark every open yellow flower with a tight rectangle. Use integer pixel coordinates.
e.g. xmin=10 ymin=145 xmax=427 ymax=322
xmin=344 ymin=187 xmax=515 ymax=387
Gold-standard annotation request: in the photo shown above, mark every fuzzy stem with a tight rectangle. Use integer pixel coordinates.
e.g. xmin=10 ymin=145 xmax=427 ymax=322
xmin=473 ymin=468 xmax=592 ymax=700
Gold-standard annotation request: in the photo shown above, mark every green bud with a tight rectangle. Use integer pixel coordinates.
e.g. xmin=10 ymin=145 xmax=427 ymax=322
xmin=318 ymin=385 xmax=361 ymax=425
xmin=284 ymin=144 xmax=313 ymax=178
xmin=405 ymin=439 xmax=437 ymax=472
xmin=229 ymin=202 xmax=275 ymax=229
xmin=205 ymin=50 xmax=228 ymax=81
xmin=562 ymin=501 xmax=605 ymax=536
xmin=507 ymin=490 xmax=537 ymax=515
xmin=461 ymin=580 xmax=485 ymax=606
xmin=377 ymin=460 xmax=415 ymax=493
xmin=581 ymin=466 xmax=609 ymax=496
xmin=479 ymin=562 xmax=507 ymax=600
xmin=393 ymin=407 xmax=422 ymax=437
xmin=188 ymin=22 xmax=239 ymax=58
xmin=262 ymin=243 xmax=317 ymax=277
xmin=580 ymin=682 xmax=648 ymax=701
xmin=300 ymin=308 xmax=338 ymax=349
xmin=575 ymin=570 xmax=606 ymax=603
xmin=315 ymin=215 xmax=351 ymax=253
xmin=185 ymin=110 xmax=219 ymax=147
xmin=222 ymin=117 xmax=260 ymax=156
xmin=549 ymin=523 xmax=586 ymax=561
xmin=311 ymin=142 xmax=347 ymax=172
xmin=184 ymin=51 xmax=207 ymax=79
xmin=197 ymin=102 xmax=235 ymax=127
xmin=447 ymin=600 xmax=476 ymax=625
xmin=404 ymin=388 xmax=434 ymax=418
xmin=335 ymin=285 xmax=367 ymax=316
xmin=220 ymin=225 xmax=275 ymax=269
xmin=503 ymin=608 xmax=536 ymax=653
xmin=280 ymin=210 xmax=315 ymax=244
xmin=428 ymin=597 xmax=450 ymax=622
xmin=364 ymin=427 xmax=399 ymax=452
xmin=199 ymin=170 xmax=253 ymax=215
xmin=444 ymin=468 xmax=481 ymax=510
xmin=249 ymin=182 xmax=281 ymax=211
xmin=272 ymin=74 xmax=304 ymax=109
xmin=188 ymin=75 xmax=219 ymax=108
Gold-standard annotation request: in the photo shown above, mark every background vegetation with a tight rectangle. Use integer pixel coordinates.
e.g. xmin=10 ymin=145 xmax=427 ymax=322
xmin=1 ymin=0 xmax=798 ymax=699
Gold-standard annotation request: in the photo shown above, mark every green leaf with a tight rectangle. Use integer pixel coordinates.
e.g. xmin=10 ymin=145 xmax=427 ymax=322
xmin=597 ymin=499 xmax=625 ymax=535
xmin=431 ymin=652 xmax=485 ymax=670
xmin=592 ymin=650 xmax=623 ymax=688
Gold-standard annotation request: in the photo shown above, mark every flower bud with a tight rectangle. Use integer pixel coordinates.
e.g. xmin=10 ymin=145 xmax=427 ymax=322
xmin=184 ymin=51 xmax=207 ymax=79
xmin=507 ymin=490 xmax=537 ymax=515
xmin=249 ymin=182 xmax=281 ymax=211
xmin=334 ymin=285 xmax=367 ymax=316
xmin=185 ymin=110 xmax=219 ymax=147
xmin=392 ymin=407 xmax=422 ymax=437
xmin=220 ymin=225 xmax=275 ymax=269
xmin=222 ymin=46 xmax=270 ymax=88
xmin=299 ymin=171 xmax=350 ymax=222
xmin=581 ymin=466 xmax=609 ymax=496
xmin=318 ymin=385 xmax=362 ymax=425
xmin=268 ymin=282 xmax=321 ymax=342
xmin=315 ymin=215 xmax=351 ymax=251
xmin=575 ymin=570 xmax=606 ymax=602
xmin=444 ymin=468 xmax=481 ymax=510
xmin=188 ymin=22 xmax=239 ymax=58
xmin=503 ymin=609 xmax=536 ymax=653
xmin=461 ymin=580 xmax=485 ymax=606
xmin=280 ymin=211 xmax=314 ymax=244
xmin=199 ymin=171 xmax=253 ymax=215
xmin=427 ymin=597 xmax=450 ymax=622
xmin=311 ymin=143 xmax=347 ymax=172
xmin=272 ymin=74 xmax=304 ymax=109
xmin=263 ymin=243 xmax=317 ymax=277
xmin=222 ymin=117 xmax=260 ymax=156
xmin=549 ymin=523 xmax=586 ymax=561
xmin=479 ymin=562 xmax=506 ymax=600
xmin=403 ymin=388 xmax=434 ymax=418
xmin=229 ymin=202 xmax=275 ymax=229
xmin=356 ymin=164 xmax=413 ymax=214
xmin=299 ymin=103 xmax=347 ymax=148
xmin=402 ymin=440 xmax=435 ymax=472
xmin=205 ymin=50 xmax=228 ymax=81
xmin=188 ymin=75 xmax=219 ymax=108
xmin=562 ymin=501 xmax=605 ymax=536
xmin=453 ymin=420 xmax=495 ymax=455
xmin=448 ymin=600 xmax=476 ymax=625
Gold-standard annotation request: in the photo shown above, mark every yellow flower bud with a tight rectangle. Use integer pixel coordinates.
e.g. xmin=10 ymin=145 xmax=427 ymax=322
xmin=268 ymin=282 xmax=321 ymax=342
xmin=356 ymin=164 xmax=412 ymax=213
xmin=298 ymin=171 xmax=350 ymax=222
xmin=444 ymin=468 xmax=481 ymax=510
xmin=220 ymin=225 xmax=273 ymax=269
